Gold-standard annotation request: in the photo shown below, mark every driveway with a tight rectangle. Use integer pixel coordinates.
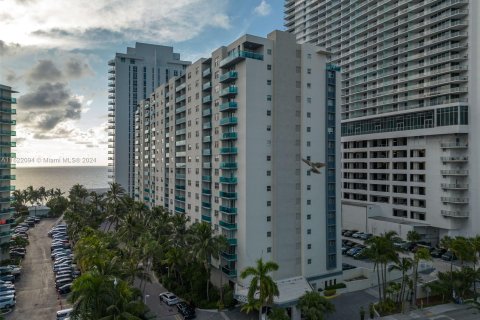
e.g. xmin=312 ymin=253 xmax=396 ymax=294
xmin=5 ymin=218 xmax=68 ymax=320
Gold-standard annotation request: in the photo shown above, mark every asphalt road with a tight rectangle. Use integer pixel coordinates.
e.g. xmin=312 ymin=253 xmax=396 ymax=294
xmin=5 ymin=218 xmax=68 ymax=320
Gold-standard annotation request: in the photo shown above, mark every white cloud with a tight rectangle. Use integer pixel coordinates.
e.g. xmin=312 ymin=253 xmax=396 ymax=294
xmin=0 ymin=0 xmax=231 ymax=49
xmin=254 ymin=0 xmax=271 ymax=16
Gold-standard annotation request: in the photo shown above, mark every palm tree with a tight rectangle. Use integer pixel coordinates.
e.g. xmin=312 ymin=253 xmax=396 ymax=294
xmin=240 ymin=258 xmax=279 ymax=320
xmin=406 ymin=230 xmax=421 ymax=244
xmin=412 ymin=247 xmax=431 ymax=306
xmin=297 ymin=291 xmax=335 ymax=320
xmin=390 ymin=257 xmax=412 ymax=309
xmin=268 ymin=307 xmax=290 ymax=320
xmin=365 ymin=231 xmax=399 ymax=302
xmin=189 ymin=222 xmax=228 ymax=301
xmin=12 ymin=189 xmax=26 ymax=215
xmin=470 ymin=236 xmax=480 ymax=298
xmin=105 ymin=182 xmax=126 ymax=231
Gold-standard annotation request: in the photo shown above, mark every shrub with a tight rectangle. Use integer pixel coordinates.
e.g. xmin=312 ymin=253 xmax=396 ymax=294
xmin=325 ymin=282 xmax=346 ymax=290
xmin=324 ymin=289 xmax=336 ymax=297
xmin=376 ymin=299 xmax=397 ymax=315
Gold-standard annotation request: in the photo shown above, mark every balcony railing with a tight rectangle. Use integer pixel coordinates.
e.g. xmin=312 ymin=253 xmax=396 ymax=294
xmin=220 ymin=205 xmax=237 ymax=214
xmin=219 ymin=117 xmax=238 ymax=126
xmin=219 ymin=86 xmax=238 ymax=97
xmin=220 ymin=50 xmax=264 ymax=68
xmin=220 ymin=177 xmax=237 ymax=184
xmin=219 ymin=191 xmax=237 ymax=199
xmin=221 ymin=132 xmax=238 ymax=140
xmin=219 ymin=71 xmax=238 ymax=83
xmin=440 ymin=183 xmax=468 ymax=190
xmin=219 ymin=220 xmax=237 ymax=230
xmin=441 ymin=197 xmax=468 ymax=204
xmin=219 ymin=101 xmax=238 ymax=112
xmin=441 ymin=170 xmax=468 ymax=176
xmin=441 ymin=210 xmax=469 ymax=218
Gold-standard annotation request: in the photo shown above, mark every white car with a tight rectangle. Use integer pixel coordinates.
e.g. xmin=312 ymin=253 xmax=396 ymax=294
xmin=159 ymin=292 xmax=179 ymax=305
xmin=0 ymin=295 xmax=15 ymax=309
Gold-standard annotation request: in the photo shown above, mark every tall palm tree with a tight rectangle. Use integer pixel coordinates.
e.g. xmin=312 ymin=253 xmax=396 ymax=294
xmin=406 ymin=230 xmax=421 ymax=244
xmin=412 ymin=247 xmax=431 ymax=306
xmin=297 ymin=291 xmax=335 ymax=320
xmin=240 ymin=258 xmax=280 ymax=320
xmin=189 ymin=222 xmax=228 ymax=300
xmin=390 ymin=257 xmax=412 ymax=309
xmin=268 ymin=307 xmax=290 ymax=320
xmin=12 ymin=189 xmax=26 ymax=215
xmin=105 ymin=182 xmax=126 ymax=231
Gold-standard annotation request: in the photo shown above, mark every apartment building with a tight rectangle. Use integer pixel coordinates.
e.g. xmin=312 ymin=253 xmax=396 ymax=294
xmin=285 ymin=0 xmax=480 ymax=242
xmin=134 ymin=30 xmax=342 ymax=294
xmin=108 ymin=43 xmax=190 ymax=196
xmin=0 ymin=84 xmax=16 ymax=250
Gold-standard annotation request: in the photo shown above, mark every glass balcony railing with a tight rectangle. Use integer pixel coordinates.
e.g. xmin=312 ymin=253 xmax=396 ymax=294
xmin=0 ymin=142 xmax=15 ymax=147
xmin=219 ymin=71 xmax=238 ymax=83
xmin=0 ymin=186 xmax=14 ymax=192
xmin=219 ymin=101 xmax=237 ymax=112
xmin=220 ymin=191 xmax=237 ymax=199
xmin=201 ymin=202 xmax=211 ymax=209
xmin=221 ymin=132 xmax=237 ymax=140
xmin=175 ymin=185 xmax=186 ymax=190
xmin=220 ymin=162 xmax=237 ymax=169
xmin=220 ymin=147 xmax=237 ymax=155
xmin=220 ymin=251 xmax=237 ymax=260
xmin=219 ymin=86 xmax=238 ymax=97
xmin=220 ymin=177 xmax=237 ymax=184
xmin=202 ymin=82 xmax=212 ymax=91
xmin=221 ymin=266 xmax=237 ymax=277
xmin=0 ymin=97 xmax=16 ymax=104
xmin=0 ymin=175 xmax=15 ymax=180
xmin=219 ymin=117 xmax=237 ymax=126
xmin=220 ymin=220 xmax=237 ymax=230
xmin=202 ymin=68 xmax=211 ymax=77
xmin=0 ymin=108 xmax=16 ymax=114
xmin=175 ymin=196 xmax=185 ymax=202
xmin=0 ymin=131 xmax=15 ymax=136
xmin=201 ymin=214 xmax=212 ymax=222
xmin=202 ymin=175 xmax=212 ymax=182
xmin=220 ymin=205 xmax=237 ymax=214
xmin=202 ymin=188 xmax=211 ymax=195
xmin=0 ymin=120 xmax=15 ymax=125
xmin=220 ymin=50 xmax=264 ymax=68
xmin=175 ymin=206 xmax=185 ymax=213
xmin=202 ymin=95 xmax=212 ymax=103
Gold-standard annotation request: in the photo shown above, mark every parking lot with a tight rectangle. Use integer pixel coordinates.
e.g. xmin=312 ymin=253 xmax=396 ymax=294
xmin=5 ymin=218 xmax=68 ymax=320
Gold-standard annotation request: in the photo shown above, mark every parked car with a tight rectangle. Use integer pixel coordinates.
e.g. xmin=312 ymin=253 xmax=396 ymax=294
xmin=56 ymin=278 xmax=72 ymax=289
xmin=342 ymin=263 xmax=356 ymax=271
xmin=176 ymin=301 xmax=196 ymax=319
xmin=0 ymin=275 xmax=14 ymax=283
xmin=441 ymin=251 xmax=457 ymax=261
xmin=159 ymin=292 xmax=180 ymax=305
xmin=352 ymin=232 xmax=365 ymax=239
xmin=58 ymin=283 xmax=72 ymax=295
xmin=344 ymin=230 xmax=358 ymax=237
xmin=359 ymin=233 xmax=373 ymax=240
xmin=431 ymin=248 xmax=447 ymax=258
xmin=0 ymin=295 xmax=15 ymax=309
xmin=0 ymin=290 xmax=15 ymax=298
xmin=346 ymin=248 xmax=362 ymax=257
xmin=56 ymin=308 xmax=72 ymax=320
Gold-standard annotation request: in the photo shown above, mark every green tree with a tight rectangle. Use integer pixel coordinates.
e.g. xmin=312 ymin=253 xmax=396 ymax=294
xmin=189 ymin=222 xmax=228 ymax=301
xmin=412 ymin=247 xmax=431 ymax=305
xmin=297 ymin=291 xmax=335 ymax=320
xmin=240 ymin=258 xmax=279 ymax=320
xmin=105 ymin=182 xmax=126 ymax=231
xmin=406 ymin=230 xmax=421 ymax=244
xmin=390 ymin=257 xmax=412 ymax=308
xmin=268 ymin=307 xmax=290 ymax=320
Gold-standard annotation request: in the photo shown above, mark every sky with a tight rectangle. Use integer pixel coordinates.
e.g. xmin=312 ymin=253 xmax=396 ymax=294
xmin=0 ymin=0 xmax=284 ymax=167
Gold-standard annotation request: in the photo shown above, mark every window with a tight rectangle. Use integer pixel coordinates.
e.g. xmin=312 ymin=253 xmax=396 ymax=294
xmin=307 ymin=200 xmax=311 ymax=205
xmin=267 ymin=80 xmax=271 ymax=85
xmin=267 ymin=95 xmax=272 ymax=101
xmin=307 ymin=141 xmax=311 ymax=147
xmin=307 ymin=68 xmax=311 ymax=74
xmin=267 ymin=201 xmax=271 ymax=206
xmin=307 ymin=244 xmax=311 ymax=249
xmin=307 ymin=126 xmax=311 ymax=132
xmin=266 ymin=170 xmax=271 ymax=176
xmin=267 ymin=186 xmax=271 ymax=191
xmin=307 ymin=185 xmax=311 ymax=190
xmin=267 ymin=49 xmax=272 ymax=55
xmin=307 ymin=53 xmax=311 ymax=59
xmin=307 ymin=83 xmax=311 ymax=88
xmin=267 ymin=110 xmax=271 ymax=116
xmin=267 ymin=155 xmax=271 ymax=161
xmin=267 ymin=125 xmax=271 ymax=131
xmin=307 ymin=229 xmax=311 ymax=234
xmin=307 ymin=112 xmax=311 ymax=118
xmin=267 ymin=216 xmax=271 ymax=222
xmin=267 ymin=231 xmax=271 ymax=237
xmin=307 ymin=214 xmax=311 ymax=220
xmin=267 ymin=64 xmax=272 ymax=70
xmin=307 ymin=97 xmax=312 ymax=103
xmin=307 ymin=259 xmax=312 ymax=265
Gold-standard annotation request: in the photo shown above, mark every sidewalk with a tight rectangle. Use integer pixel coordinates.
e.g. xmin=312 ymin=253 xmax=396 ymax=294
xmin=381 ymin=303 xmax=477 ymax=320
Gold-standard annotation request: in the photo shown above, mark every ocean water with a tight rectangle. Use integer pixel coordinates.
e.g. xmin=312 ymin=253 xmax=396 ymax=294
xmin=14 ymin=166 xmax=109 ymax=194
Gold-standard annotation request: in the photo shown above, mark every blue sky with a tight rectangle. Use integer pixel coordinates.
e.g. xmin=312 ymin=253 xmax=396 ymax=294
xmin=0 ymin=0 xmax=284 ymax=167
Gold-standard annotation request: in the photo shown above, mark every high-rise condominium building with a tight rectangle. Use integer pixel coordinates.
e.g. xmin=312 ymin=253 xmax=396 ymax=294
xmin=134 ymin=30 xmax=342 ymax=294
xmin=285 ymin=0 xmax=480 ymax=243
xmin=0 ymin=84 xmax=16 ymax=250
xmin=108 ymin=43 xmax=190 ymax=196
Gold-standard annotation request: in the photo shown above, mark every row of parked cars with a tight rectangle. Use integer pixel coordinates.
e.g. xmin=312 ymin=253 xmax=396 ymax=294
xmin=49 ymin=224 xmax=80 ymax=299
xmin=159 ymin=292 xmax=196 ymax=319
xmin=11 ymin=216 xmax=40 ymax=259
xmin=342 ymin=239 xmax=368 ymax=259
xmin=342 ymin=229 xmax=373 ymax=241
xmin=0 ymin=264 xmax=22 ymax=310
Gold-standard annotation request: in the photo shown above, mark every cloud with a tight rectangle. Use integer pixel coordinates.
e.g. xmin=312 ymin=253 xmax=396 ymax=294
xmin=65 ymin=58 xmax=94 ymax=78
xmin=27 ymin=60 xmax=63 ymax=82
xmin=254 ymin=0 xmax=271 ymax=16
xmin=0 ymin=40 xmax=21 ymax=56
xmin=1 ymin=0 xmax=231 ymax=49
xmin=17 ymin=82 xmax=83 ymax=131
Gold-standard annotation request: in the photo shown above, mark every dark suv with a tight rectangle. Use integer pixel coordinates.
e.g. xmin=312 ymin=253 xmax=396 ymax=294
xmin=176 ymin=301 xmax=195 ymax=319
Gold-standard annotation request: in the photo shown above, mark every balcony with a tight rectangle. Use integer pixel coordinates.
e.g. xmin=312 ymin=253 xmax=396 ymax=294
xmin=221 ymin=266 xmax=237 ymax=277
xmin=0 ymin=142 xmax=15 ymax=147
xmin=202 ymin=175 xmax=212 ymax=182
xmin=220 ymin=205 xmax=237 ymax=214
xmin=220 ymin=177 xmax=237 ymax=184
xmin=202 ymin=122 xmax=212 ymax=130
xmin=219 ymin=117 xmax=238 ymax=126
xmin=202 ymin=82 xmax=211 ymax=91
xmin=175 ymin=95 xmax=186 ymax=103
xmin=175 ymin=185 xmax=186 ymax=190
xmin=441 ymin=156 xmax=468 ymax=162
xmin=202 ymin=188 xmax=211 ymax=195
xmin=441 ymin=170 xmax=468 ymax=176
xmin=202 ymin=108 xmax=212 ymax=117
xmin=219 ymin=71 xmax=238 ymax=83
xmin=221 ymin=132 xmax=237 ymax=140
xmin=441 ymin=183 xmax=468 ymax=190
xmin=441 ymin=197 xmax=468 ymax=204
xmin=175 ymin=207 xmax=185 ymax=213
xmin=219 ymin=220 xmax=237 ymax=231
xmin=202 ymin=149 xmax=211 ymax=156
xmin=220 ymin=147 xmax=237 ymax=155
xmin=219 ymin=86 xmax=238 ymax=97
xmin=441 ymin=210 xmax=469 ymax=218
xmin=0 ymin=96 xmax=16 ymax=104
xmin=220 ymin=251 xmax=237 ymax=261
xmin=440 ymin=142 xmax=468 ymax=149
xmin=175 ymin=83 xmax=186 ymax=92
xmin=0 ymin=186 xmax=14 ymax=192
xmin=220 ymin=191 xmax=237 ymax=199
xmin=201 ymin=202 xmax=211 ymax=209
xmin=202 ymin=95 xmax=212 ymax=104
xmin=220 ymin=50 xmax=264 ymax=68
xmin=0 ymin=108 xmax=16 ymax=114
xmin=0 ymin=175 xmax=15 ymax=180
xmin=175 ymin=196 xmax=185 ymax=202
xmin=219 ymin=101 xmax=238 ymax=112
xmin=0 ymin=131 xmax=15 ymax=136
xmin=176 ymin=174 xmax=186 ymax=180
xmin=201 ymin=214 xmax=212 ymax=222
xmin=202 ymin=136 xmax=211 ymax=143
xmin=220 ymin=162 xmax=237 ymax=169
xmin=202 ymin=68 xmax=211 ymax=77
